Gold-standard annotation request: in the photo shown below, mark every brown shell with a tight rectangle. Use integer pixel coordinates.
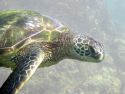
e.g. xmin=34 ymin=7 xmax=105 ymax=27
xmin=0 ymin=10 xmax=69 ymax=54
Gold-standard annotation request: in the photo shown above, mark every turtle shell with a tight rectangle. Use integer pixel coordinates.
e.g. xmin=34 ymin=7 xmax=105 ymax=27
xmin=0 ymin=10 xmax=69 ymax=54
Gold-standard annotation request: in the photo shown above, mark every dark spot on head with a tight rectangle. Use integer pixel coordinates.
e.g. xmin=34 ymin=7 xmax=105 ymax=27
xmin=85 ymin=50 xmax=90 ymax=56
xmin=80 ymin=53 xmax=84 ymax=56
xmin=81 ymin=51 xmax=84 ymax=54
xmin=77 ymin=43 xmax=82 ymax=48
xmin=83 ymin=40 xmax=88 ymax=44
xmin=81 ymin=47 xmax=84 ymax=51
xmin=81 ymin=43 xmax=83 ymax=45
xmin=84 ymin=46 xmax=88 ymax=50
xmin=76 ymin=50 xmax=80 ymax=54
xmin=78 ymin=38 xmax=82 ymax=42
xmin=77 ymin=48 xmax=80 ymax=52
xmin=85 ymin=44 xmax=88 ymax=47
xmin=74 ymin=47 xmax=80 ymax=53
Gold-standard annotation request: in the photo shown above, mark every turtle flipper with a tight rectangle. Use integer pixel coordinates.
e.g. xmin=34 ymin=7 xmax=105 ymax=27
xmin=0 ymin=47 xmax=45 ymax=94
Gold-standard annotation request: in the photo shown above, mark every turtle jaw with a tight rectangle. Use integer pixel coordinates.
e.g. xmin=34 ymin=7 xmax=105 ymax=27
xmin=97 ymin=53 xmax=104 ymax=62
xmin=90 ymin=41 xmax=105 ymax=62
xmin=91 ymin=51 xmax=104 ymax=62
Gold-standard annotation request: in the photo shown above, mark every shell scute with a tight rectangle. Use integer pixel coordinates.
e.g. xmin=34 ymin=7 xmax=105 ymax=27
xmin=0 ymin=10 xmax=69 ymax=50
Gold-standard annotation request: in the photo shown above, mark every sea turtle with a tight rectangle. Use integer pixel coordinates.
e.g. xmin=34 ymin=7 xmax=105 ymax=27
xmin=0 ymin=10 xmax=104 ymax=94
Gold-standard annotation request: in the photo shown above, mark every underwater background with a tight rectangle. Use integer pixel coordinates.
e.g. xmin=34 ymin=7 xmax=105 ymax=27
xmin=0 ymin=0 xmax=125 ymax=94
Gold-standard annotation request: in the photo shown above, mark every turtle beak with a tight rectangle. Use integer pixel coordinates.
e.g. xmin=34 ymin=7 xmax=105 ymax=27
xmin=91 ymin=42 xmax=105 ymax=62
xmin=98 ymin=50 xmax=104 ymax=61
xmin=92 ymin=52 xmax=104 ymax=62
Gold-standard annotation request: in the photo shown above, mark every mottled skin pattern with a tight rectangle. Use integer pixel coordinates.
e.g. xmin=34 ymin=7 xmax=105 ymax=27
xmin=73 ymin=35 xmax=104 ymax=61
xmin=0 ymin=10 xmax=104 ymax=94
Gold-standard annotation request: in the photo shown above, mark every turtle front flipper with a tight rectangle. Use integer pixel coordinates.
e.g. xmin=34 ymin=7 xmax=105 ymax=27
xmin=0 ymin=46 xmax=45 ymax=94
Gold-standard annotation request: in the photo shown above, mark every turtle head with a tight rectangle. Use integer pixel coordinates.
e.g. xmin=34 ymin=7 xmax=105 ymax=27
xmin=69 ymin=35 xmax=104 ymax=62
